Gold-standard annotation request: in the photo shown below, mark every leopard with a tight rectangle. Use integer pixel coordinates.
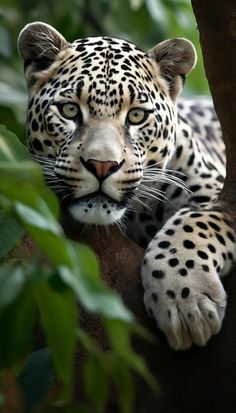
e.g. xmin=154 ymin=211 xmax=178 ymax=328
xmin=18 ymin=22 xmax=236 ymax=350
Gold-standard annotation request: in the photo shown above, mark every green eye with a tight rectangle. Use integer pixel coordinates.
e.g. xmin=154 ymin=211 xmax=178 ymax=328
xmin=60 ymin=102 xmax=79 ymax=119
xmin=127 ymin=108 xmax=147 ymax=125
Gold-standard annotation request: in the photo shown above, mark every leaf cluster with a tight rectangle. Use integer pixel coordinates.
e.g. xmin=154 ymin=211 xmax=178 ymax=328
xmin=0 ymin=125 xmax=158 ymax=412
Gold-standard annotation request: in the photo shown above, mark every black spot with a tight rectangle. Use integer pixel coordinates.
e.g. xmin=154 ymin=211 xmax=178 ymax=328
xmin=152 ymin=270 xmax=165 ymax=279
xmin=161 ymin=145 xmax=168 ymax=157
xmin=183 ymin=240 xmax=195 ymax=249
xmin=208 ymin=221 xmax=220 ymax=232
xmin=181 ymin=287 xmax=190 ymax=299
xmin=182 ymin=129 xmax=189 ymax=138
xmin=44 ymin=139 xmax=52 ymax=146
xmin=32 ymin=119 xmax=39 ymax=132
xmin=152 ymin=292 xmax=158 ymax=302
xmin=213 ymin=259 xmax=218 ymax=267
xmin=166 ymin=290 xmax=176 ymax=299
xmin=170 ymin=247 xmax=177 ymax=254
xmin=173 ymin=218 xmax=182 ymax=225
xmin=158 ymin=241 xmax=170 ymax=249
xmin=227 ymin=231 xmax=236 ymax=243
xmin=171 ymin=187 xmax=183 ymax=199
xmin=200 ymin=173 xmax=211 ymax=179
xmin=196 ymin=221 xmax=208 ymax=230
xmin=155 ymin=253 xmax=165 ymax=259
xmin=228 ymin=252 xmax=233 ymax=260
xmin=215 ymin=233 xmax=226 ymax=245
xmin=191 ymin=195 xmax=211 ymax=203
xmin=198 ymin=232 xmax=207 ymax=239
xmin=163 ymin=129 xmax=168 ymax=140
xmin=208 ymin=244 xmax=216 ymax=253
xmin=176 ymin=145 xmax=183 ymax=159
xmin=216 ymin=175 xmax=224 ymax=183
xmin=190 ymin=213 xmax=202 ymax=218
xmin=183 ymin=225 xmax=193 ymax=233
xmin=168 ymin=258 xmax=179 ymax=267
xmin=209 ymin=214 xmax=221 ymax=221
xmin=189 ymin=184 xmax=201 ymax=192
xmin=186 ymin=259 xmax=194 ymax=269
xmin=165 ymin=229 xmax=175 ymax=236
xmin=76 ymin=79 xmax=85 ymax=99
xmin=198 ymin=250 xmax=208 ymax=260
xmin=32 ymin=138 xmax=43 ymax=151
xmin=179 ymin=268 xmax=188 ymax=276
xmin=147 ymin=160 xmax=156 ymax=167
xmin=202 ymin=264 xmax=209 ymax=272
xmin=187 ymin=153 xmax=195 ymax=166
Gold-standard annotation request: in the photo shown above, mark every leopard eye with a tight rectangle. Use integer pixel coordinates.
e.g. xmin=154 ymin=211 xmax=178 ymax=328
xmin=127 ymin=108 xmax=148 ymax=125
xmin=60 ymin=102 xmax=79 ymax=119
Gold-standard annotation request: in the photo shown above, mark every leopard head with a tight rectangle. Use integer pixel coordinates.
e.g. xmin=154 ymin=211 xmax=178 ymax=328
xmin=18 ymin=22 xmax=196 ymax=225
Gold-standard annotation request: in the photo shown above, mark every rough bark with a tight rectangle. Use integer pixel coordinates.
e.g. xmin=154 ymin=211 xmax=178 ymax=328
xmin=191 ymin=1 xmax=236 ymax=219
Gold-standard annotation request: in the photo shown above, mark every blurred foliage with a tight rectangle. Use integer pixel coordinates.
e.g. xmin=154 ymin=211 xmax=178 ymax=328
xmin=0 ymin=0 xmax=209 ymax=137
xmin=0 ymin=125 xmax=158 ymax=412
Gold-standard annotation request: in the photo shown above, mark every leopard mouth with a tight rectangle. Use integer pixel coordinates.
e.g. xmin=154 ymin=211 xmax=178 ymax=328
xmin=59 ymin=190 xmax=127 ymax=225
xmin=71 ymin=191 xmax=126 ymax=210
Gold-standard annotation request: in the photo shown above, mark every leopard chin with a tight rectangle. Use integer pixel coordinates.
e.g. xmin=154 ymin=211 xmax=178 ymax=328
xmin=68 ymin=193 xmax=126 ymax=225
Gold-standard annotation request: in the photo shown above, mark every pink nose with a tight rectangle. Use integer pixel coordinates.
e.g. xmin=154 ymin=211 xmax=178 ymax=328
xmin=86 ymin=159 xmax=119 ymax=179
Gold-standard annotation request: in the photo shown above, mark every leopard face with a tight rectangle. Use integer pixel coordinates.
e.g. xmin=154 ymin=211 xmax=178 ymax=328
xmin=18 ymin=22 xmax=196 ymax=225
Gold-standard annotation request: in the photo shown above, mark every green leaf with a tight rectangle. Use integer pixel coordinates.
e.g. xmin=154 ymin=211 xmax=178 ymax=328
xmin=0 ymin=167 xmax=59 ymax=218
xmin=73 ymin=242 xmax=100 ymax=281
xmin=0 ymin=210 xmax=23 ymax=260
xmin=112 ymin=360 xmax=134 ymax=413
xmin=84 ymin=357 xmax=109 ymax=413
xmin=0 ymin=127 xmax=29 ymax=161
xmin=17 ymin=348 xmax=55 ymax=411
xmin=59 ymin=265 xmax=133 ymax=322
xmin=15 ymin=202 xmax=61 ymax=235
xmin=0 ymin=126 xmax=59 ymax=217
xmin=0 ymin=265 xmax=25 ymax=309
xmin=0 ymin=284 xmax=36 ymax=368
xmin=18 ymin=221 xmax=73 ymax=268
xmin=105 ymin=319 xmax=159 ymax=393
xmin=34 ymin=283 xmax=77 ymax=400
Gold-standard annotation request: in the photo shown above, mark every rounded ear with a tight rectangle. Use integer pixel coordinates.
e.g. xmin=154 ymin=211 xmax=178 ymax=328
xmin=148 ymin=38 xmax=197 ymax=100
xmin=18 ymin=22 xmax=69 ymax=85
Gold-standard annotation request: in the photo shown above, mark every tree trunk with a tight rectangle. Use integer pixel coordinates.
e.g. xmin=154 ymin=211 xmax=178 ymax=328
xmin=191 ymin=0 xmax=236 ymax=219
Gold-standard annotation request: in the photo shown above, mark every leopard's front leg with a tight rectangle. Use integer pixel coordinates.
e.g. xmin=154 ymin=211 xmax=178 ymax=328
xmin=142 ymin=207 xmax=236 ymax=350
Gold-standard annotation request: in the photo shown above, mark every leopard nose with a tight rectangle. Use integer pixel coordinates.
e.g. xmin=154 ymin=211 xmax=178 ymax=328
xmin=81 ymin=157 xmax=124 ymax=181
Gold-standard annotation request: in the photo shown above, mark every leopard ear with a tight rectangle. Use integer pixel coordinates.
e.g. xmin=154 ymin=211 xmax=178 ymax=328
xmin=18 ymin=22 xmax=69 ymax=86
xmin=148 ymin=38 xmax=197 ymax=101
